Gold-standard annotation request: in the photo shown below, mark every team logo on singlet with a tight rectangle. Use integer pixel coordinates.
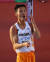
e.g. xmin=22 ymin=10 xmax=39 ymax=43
xmin=18 ymin=33 xmax=31 ymax=36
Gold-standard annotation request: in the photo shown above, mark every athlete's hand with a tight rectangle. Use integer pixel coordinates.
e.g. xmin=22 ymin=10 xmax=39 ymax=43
xmin=31 ymin=17 xmax=35 ymax=24
xmin=22 ymin=42 xmax=30 ymax=47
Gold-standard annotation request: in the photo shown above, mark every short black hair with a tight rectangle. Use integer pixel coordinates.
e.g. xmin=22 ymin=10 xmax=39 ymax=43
xmin=14 ymin=4 xmax=26 ymax=12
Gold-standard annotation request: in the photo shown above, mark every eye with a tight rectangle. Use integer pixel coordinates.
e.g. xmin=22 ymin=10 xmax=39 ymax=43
xmin=20 ymin=10 xmax=23 ymax=13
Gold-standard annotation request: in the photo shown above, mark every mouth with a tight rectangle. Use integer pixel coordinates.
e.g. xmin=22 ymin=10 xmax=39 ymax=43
xmin=21 ymin=15 xmax=25 ymax=19
xmin=23 ymin=16 xmax=25 ymax=18
xmin=20 ymin=15 xmax=25 ymax=20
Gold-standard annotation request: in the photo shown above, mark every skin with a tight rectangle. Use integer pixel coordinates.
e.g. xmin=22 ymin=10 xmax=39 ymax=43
xmin=9 ymin=6 xmax=40 ymax=51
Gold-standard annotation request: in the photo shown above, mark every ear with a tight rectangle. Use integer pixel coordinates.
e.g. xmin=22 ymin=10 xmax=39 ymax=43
xmin=15 ymin=12 xmax=18 ymax=17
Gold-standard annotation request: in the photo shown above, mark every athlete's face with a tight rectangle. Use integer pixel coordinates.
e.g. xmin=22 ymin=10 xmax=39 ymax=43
xmin=15 ymin=7 xmax=27 ymax=22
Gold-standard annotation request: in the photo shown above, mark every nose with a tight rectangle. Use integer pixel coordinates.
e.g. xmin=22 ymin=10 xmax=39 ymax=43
xmin=22 ymin=11 xmax=25 ymax=16
xmin=22 ymin=11 xmax=25 ymax=14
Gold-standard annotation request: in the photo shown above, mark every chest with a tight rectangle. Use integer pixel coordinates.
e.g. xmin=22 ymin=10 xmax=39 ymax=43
xmin=15 ymin=22 xmax=32 ymax=43
xmin=18 ymin=24 xmax=31 ymax=35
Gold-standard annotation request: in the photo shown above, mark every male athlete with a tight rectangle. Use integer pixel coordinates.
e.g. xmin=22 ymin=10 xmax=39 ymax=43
xmin=9 ymin=4 xmax=40 ymax=62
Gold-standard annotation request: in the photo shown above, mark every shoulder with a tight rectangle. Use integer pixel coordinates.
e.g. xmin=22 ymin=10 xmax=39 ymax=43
xmin=26 ymin=21 xmax=34 ymax=33
xmin=10 ymin=25 xmax=16 ymax=31
xmin=26 ymin=21 xmax=32 ymax=28
xmin=9 ymin=24 xmax=18 ymax=34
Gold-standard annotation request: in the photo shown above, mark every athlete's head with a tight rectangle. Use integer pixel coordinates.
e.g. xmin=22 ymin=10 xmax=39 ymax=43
xmin=14 ymin=4 xmax=27 ymax=22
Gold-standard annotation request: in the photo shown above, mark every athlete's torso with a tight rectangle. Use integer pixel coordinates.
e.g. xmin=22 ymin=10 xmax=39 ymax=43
xmin=15 ymin=21 xmax=35 ymax=53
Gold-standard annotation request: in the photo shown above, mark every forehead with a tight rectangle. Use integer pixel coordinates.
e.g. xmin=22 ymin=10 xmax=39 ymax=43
xmin=18 ymin=7 xmax=26 ymax=11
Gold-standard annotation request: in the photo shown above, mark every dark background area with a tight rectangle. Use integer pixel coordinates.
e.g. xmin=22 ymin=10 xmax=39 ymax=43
xmin=0 ymin=0 xmax=50 ymax=62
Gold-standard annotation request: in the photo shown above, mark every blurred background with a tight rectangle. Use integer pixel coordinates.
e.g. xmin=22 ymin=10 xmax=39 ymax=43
xmin=0 ymin=0 xmax=50 ymax=62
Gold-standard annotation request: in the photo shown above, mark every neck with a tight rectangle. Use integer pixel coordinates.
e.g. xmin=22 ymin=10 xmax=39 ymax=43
xmin=18 ymin=19 xmax=25 ymax=25
xmin=17 ymin=19 xmax=26 ymax=29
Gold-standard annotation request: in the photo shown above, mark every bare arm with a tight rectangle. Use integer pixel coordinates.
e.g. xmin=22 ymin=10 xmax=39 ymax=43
xmin=9 ymin=25 xmax=30 ymax=50
xmin=28 ymin=16 xmax=40 ymax=39
xmin=31 ymin=17 xmax=41 ymax=39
